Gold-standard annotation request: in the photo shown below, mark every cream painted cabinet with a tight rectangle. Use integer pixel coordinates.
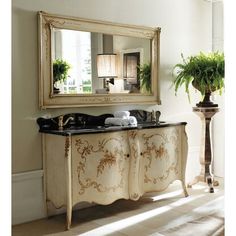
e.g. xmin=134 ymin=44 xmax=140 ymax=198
xmin=42 ymin=124 xmax=188 ymax=229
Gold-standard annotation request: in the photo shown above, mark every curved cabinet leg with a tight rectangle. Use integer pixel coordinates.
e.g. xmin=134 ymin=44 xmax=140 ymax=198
xmin=45 ymin=200 xmax=56 ymax=219
xmin=65 ymin=136 xmax=72 ymax=230
xmin=181 ymin=180 xmax=189 ymax=197
xmin=66 ymin=206 xmax=72 ymax=230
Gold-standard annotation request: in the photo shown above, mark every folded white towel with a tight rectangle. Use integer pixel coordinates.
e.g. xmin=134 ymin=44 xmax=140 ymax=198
xmin=114 ymin=111 xmax=130 ymax=118
xmin=105 ymin=116 xmax=137 ymax=126
xmin=128 ymin=116 xmax=137 ymax=125
xmin=105 ymin=117 xmax=129 ymax=126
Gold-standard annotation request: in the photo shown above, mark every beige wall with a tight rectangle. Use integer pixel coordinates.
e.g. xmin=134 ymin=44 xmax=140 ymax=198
xmin=12 ymin=0 xmax=213 ymax=176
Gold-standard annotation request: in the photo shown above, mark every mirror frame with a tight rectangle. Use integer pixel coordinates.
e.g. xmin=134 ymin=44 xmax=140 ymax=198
xmin=38 ymin=11 xmax=161 ymax=109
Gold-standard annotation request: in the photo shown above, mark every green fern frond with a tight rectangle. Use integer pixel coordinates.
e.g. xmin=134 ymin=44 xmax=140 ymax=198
xmin=172 ymin=52 xmax=225 ymax=102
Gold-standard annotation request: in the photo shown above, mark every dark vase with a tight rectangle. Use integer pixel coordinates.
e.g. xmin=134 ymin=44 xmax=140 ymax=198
xmin=195 ymin=92 xmax=218 ymax=107
xmin=53 ymin=86 xmax=60 ymax=94
xmin=192 ymin=80 xmax=218 ymax=107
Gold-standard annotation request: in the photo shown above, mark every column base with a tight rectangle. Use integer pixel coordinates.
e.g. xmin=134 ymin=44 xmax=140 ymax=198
xmin=187 ymin=174 xmax=219 ymax=193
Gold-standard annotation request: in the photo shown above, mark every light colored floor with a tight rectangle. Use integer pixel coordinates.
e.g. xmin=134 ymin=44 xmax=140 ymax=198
xmin=12 ymin=178 xmax=224 ymax=236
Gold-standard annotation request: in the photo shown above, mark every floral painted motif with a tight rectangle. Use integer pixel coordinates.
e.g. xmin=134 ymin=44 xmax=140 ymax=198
xmin=141 ymin=127 xmax=180 ymax=184
xmin=75 ymin=135 xmax=129 ymax=194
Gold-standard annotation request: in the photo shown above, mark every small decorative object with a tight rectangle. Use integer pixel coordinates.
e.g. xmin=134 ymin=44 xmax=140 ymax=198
xmin=173 ymin=52 xmax=225 ymax=107
xmin=138 ymin=63 xmax=151 ymax=93
xmin=53 ymin=59 xmax=71 ymax=93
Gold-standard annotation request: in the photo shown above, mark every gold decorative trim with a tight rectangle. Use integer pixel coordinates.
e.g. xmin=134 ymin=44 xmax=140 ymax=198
xmin=97 ymin=153 xmax=116 ymax=177
xmin=128 ymin=130 xmax=139 ymax=161
xmin=65 ymin=136 xmax=70 ymax=158
xmin=144 ymin=162 xmax=179 ymax=184
xmin=128 ymin=130 xmax=138 ymax=140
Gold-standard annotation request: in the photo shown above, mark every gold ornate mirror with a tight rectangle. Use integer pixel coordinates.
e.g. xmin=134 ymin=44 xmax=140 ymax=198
xmin=38 ymin=11 xmax=161 ymax=108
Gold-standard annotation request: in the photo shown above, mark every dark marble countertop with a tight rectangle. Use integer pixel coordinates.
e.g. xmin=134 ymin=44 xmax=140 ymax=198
xmin=39 ymin=121 xmax=187 ymax=136
xmin=37 ymin=110 xmax=187 ymax=136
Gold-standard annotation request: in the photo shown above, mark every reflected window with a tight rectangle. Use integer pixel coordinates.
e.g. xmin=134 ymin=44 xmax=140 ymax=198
xmin=53 ymin=29 xmax=92 ymax=94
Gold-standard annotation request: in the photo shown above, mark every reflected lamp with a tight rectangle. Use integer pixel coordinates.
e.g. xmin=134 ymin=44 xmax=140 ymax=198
xmin=97 ymin=54 xmax=117 ymax=91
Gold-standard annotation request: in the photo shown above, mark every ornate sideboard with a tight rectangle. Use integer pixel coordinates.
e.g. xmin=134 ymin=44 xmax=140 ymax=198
xmin=37 ymin=112 xmax=188 ymax=229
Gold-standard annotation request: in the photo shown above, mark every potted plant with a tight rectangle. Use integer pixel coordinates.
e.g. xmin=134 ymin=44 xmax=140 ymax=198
xmin=138 ymin=63 xmax=151 ymax=93
xmin=173 ymin=52 xmax=225 ymax=107
xmin=53 ymin=59 xmax=71 ymax=93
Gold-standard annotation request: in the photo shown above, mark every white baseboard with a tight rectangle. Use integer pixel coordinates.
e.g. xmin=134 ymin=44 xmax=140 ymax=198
xmin=12 ymin=170 xmax=94 ymax=225
xmin=12 ymin=170 xmax=46 ymax=225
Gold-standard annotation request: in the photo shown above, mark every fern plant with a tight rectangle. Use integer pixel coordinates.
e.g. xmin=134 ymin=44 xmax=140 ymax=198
xmin=53 ymin=59 xmax=71 ymax=83
xmin=173 ymin=52 xmax=225 ymax=102
xmin=138 ymin=63 xmax=151 ymax=93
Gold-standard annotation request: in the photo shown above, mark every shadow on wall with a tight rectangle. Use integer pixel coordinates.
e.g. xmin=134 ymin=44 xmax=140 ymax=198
xmin=12 ymin=7 xmax=38 ymax=111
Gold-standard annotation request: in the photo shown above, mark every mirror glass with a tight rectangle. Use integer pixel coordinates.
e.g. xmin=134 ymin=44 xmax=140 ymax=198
xmin=38 ymin=12 xmax=161 ymax=108
xmin=52 ymin=28 xmax=151 ymax=95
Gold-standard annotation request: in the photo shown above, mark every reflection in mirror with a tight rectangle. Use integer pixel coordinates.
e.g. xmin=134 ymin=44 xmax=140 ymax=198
xmin=52 ymin=28 xmax=151 ymax=95
xmin=52 ymin=29 xmax=92 ymax=94
xmin=96 ymin=53 xmax=117 ymax=93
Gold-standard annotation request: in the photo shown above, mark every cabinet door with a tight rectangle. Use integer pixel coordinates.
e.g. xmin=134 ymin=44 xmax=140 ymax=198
xmin=137 ymin=126 xmax=182 ymax=193
xmin=71 ymin=131 xmax=130 ymax=205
